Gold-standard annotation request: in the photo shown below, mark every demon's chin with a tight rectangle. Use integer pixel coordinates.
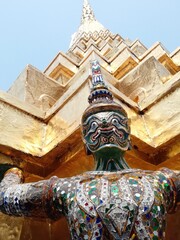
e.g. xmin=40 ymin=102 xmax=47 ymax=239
xmin=89 ymin=143 xmax=125 ymax=153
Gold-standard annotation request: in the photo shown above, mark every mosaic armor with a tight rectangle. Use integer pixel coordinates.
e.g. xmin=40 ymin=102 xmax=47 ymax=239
xmin=0 ymin=167 xmax=179 ymax=240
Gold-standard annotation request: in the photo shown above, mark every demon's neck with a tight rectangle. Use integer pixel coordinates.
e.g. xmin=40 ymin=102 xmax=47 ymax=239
xmin=93 ymin=147 xmax=130 ymax=171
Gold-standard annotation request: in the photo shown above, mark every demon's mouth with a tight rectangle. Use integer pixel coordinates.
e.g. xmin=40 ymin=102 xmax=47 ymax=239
xmin=91 ymin=126 xmax=125 ymax=142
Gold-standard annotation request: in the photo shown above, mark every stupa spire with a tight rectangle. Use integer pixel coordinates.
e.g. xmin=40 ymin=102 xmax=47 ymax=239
xmin=69 ymin=0 xmax=109 ymax=48
xmin=81 ymin=0 xmax=96 ymax=24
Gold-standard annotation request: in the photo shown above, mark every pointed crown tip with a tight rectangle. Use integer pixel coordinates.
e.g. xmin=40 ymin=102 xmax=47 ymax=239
xmin=88 ymin=60 xmax=113 ymax=104
xmin=82 ymin=60 xmax=127 ymax=122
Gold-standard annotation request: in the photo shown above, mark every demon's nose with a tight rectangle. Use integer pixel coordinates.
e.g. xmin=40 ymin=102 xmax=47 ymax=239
xmin=101 ymin=118 xmax=108 ymax=128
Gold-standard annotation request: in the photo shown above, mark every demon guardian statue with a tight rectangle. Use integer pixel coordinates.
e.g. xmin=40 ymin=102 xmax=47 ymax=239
xmin=0 ymin=60 xmax=179 ymax=240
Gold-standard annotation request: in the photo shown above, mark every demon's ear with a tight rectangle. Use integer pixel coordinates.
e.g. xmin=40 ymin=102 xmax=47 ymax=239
xmin=84 ymin=144 xmax=92 ymax=155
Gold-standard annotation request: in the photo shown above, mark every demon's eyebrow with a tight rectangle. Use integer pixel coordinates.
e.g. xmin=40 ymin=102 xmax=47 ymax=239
xmin=106 ymin=112 xmax=126 ymax=120
xmin=83 ymin=115 xmax=101 ymax=126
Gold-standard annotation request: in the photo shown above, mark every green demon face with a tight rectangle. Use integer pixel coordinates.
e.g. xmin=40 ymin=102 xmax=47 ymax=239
xmin=82 ymin=111 xmax=131 ymax=153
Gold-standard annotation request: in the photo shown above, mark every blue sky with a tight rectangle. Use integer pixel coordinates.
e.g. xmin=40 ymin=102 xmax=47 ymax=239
xmin=0 ymin=0 xmax=179 ymax=91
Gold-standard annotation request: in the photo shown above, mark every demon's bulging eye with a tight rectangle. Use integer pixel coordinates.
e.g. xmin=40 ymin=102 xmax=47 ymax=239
xmin=91 ymin=121 xmax=98 ymax=129
xmin=112 ymin=118 xmax=120 ymax=126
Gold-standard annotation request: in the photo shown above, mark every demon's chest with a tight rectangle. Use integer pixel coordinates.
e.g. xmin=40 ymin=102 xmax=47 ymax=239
xmin=64 ymin=171 xmax=155 ymax=240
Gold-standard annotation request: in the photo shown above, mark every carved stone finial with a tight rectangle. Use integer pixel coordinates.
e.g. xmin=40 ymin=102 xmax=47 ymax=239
xmin=81 ymin=0 xmax=96 ymax=24
xmin=69 ymin=1 xmax=109 ymax=48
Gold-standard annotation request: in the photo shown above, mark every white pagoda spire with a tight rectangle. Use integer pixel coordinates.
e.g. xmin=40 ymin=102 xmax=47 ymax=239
xmin=69 ymin=0 xmax=109 ymax=48
xmin=81 ymin=0 xmax=96 ymax=24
